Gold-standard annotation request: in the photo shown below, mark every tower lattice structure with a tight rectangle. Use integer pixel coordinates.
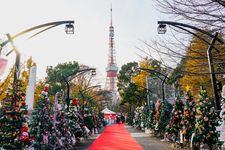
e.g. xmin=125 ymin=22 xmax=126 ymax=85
xmin=105 ymin=7 xmax=118 ymax=102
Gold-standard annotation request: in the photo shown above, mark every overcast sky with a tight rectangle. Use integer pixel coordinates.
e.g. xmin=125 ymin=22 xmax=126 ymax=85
xmin=0 ymin=0 xmax=166 ymax=86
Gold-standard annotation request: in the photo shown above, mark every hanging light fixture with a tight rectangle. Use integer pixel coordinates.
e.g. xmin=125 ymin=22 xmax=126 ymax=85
xmin=157 ymin=24 xmax=167 ymax=34
xmin=91 ymin=69 xmax=96 ymax=76
xmin=65 ymin=23 xmax=74 ymax=34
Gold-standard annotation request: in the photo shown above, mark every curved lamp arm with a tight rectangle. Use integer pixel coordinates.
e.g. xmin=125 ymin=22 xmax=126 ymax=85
xmin=0 ymin=20 xmax=74 ymax=51
xmin=158 ymin=21 xmax=224 ymax=44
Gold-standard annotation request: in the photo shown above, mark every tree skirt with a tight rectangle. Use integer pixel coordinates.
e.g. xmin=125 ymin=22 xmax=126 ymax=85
xmin=88 ymin=124 xmax=143 ymax=150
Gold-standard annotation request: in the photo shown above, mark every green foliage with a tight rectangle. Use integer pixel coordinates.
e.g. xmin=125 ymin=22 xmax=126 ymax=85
xmin=83 ymin=107 xmax=94 ymax=131
xmin=117 ymin=62 xmax=140 ymax=107
xmin=148 ymin=102 xmax=156 ymax=130
xmin=121 ymin=83 xmax=146 ymax=106
xmin=158 ymin=100 xmax=173 ymax=136
xmin=117 ymin=62 xmax=138 ymax=91
xmin=45 ymin=61 xmax=79 ymax=96
xmin=192 ymin=87 xmax=219 ymax=149
xmin=126 ymin=111 xmax=134 ymax=125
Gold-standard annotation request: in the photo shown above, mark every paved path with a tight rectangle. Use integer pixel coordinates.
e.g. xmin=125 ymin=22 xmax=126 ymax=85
xmin=77 ymin=128 xmax=103 ymax=150
xmin=78 ymin=124 xmax=191 ymax=150
xmin=126 ymin=125 xmax=191 ymax=150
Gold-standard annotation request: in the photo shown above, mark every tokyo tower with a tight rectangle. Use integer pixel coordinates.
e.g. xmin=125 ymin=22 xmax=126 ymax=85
xmin=105 ymin=7 xmax=118 ymax=105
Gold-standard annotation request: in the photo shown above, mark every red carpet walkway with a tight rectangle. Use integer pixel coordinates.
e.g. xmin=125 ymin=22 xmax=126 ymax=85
xmin=88 ymin=124 xmax=143 ymax=150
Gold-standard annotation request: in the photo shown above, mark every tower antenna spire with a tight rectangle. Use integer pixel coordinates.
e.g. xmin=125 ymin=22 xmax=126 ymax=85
xmin=105 ymin=4 xmax=118 ymax=106
xmin=110 ymin=4 xmax=112 ymax=26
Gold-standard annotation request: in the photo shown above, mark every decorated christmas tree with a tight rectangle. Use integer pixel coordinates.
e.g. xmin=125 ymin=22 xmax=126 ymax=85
xmin=165 ymin=96 xmax=183 ymax=145
xmin=157 ymin=100 xmax=172 ymax=137
xmin=217 ymin=85 xmax=225 ymax=149
xmin=53 ymin=91 xmax=76 ymax=149
xmin=83 ymin=107 xmax=94 ymax=135
xmin=29 ymin=85 xmax=55 ymax=149
xmin=154 ymin=99 xmax=161 ymax=131
xmin=66 ymin=98 xmax=86 ymax=142
xmin=180 ymin=89 xmax=195 ymax=145
xmin=142 ymin=105 xmax=149 ymax=129
xmin=0 ymin=80 xmax=30 ymax=149
xmin=133 ymin=106 xmax=146 ymax=129
xmin=192 ymin=86 xmax=219 ymax=149
xmin=148 ymin=102 xmax=156 ymax=130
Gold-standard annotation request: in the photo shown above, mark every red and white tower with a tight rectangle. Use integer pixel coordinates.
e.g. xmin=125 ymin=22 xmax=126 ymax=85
xmin=105 ymin=7 xmax=118 ymax=104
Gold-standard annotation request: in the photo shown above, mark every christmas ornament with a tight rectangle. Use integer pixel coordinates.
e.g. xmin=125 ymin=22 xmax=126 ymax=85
xmin=20 ymin=128 xmax=29 ymax=142
xmin=72 ymin=98 xmax=78 ymax=107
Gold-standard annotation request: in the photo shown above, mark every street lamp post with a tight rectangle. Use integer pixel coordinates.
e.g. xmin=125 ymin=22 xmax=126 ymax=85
xmin=79 ymin=85 xmax=101 ymax=115
xmin=61 ymin=68 xmax=96 ymax=111
xmin=137 ymin=67 xmax=168 ymax=102
xmin=86 ymin=91 xmax=102 ymax=108
xmin=157 ymin=21 xmax=224 ymax=110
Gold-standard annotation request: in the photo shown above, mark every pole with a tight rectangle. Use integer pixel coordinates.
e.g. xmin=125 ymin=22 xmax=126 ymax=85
xmin=6 ymin=34 xmax=21 ymax=87
xmin=161 ymin=75 xmax=167 ymax=102
xmin=81 ymin=92 xmax=85 ymax=115
xmin=207 ymin=32 xmax=221 ymax=110
xmin=66 ymin=81 xmax=70 ymax=111
xmin=62 ymin=76 xmax=70 ymax=111
xmin=6 ymin=34 xmax=21 ymax=107
xmin=146 ymin=76 xmax=150 ymax=110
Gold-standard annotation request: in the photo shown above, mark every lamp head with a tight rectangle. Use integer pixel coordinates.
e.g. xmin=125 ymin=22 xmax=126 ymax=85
xmin=91 ymin=69 xmax=96 ymax=76
xmin=157 ymin=24 xmax=166 ymax=34
xmin=65 ymin=23 xmax=74 ymax=34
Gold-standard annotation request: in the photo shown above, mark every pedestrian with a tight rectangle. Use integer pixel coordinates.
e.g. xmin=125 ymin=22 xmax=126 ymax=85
xmin=121 ymin=114 xmax=125 ymax=123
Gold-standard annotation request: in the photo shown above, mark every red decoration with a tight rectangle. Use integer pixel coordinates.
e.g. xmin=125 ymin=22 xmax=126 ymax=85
xmin=44 ymin=84 xmax=49 ymax=92
xmin=20 ymin=123 xmax=29 ymax=142
xmin=155 ymin=99 xmax=161 ymax=122
xmin=21 ymin=102 xmax=26 ymax=106
xmin=73 ymin=98 xmax=78 ymax=106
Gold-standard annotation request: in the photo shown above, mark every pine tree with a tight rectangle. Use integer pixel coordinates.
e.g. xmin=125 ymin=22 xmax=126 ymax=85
xmin=180 ymin=90 xmax=195 ymax=145
xmin=0 ymin=80 xmax=30 ymax=149
xmin=29 ymin=85 xmax=55 ymax=149
xmin=192 ymin=87 xmax=219 ymax=149
xmin=166 ymin=97 xmax=183 ymax=144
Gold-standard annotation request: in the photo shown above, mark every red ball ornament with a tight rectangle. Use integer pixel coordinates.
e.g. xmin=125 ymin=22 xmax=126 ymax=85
xmin=73 ymin=98 xmax=78 ymax=106
xmin=20 ymin=123 xmax=29 ymax=142
xmin=21 ymin=102 xmax=26 ymax=106
xmin=20 ymin=131 xmax=29 ymax=142
xmin=43 ymin=84 xmax=49 ymax=92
